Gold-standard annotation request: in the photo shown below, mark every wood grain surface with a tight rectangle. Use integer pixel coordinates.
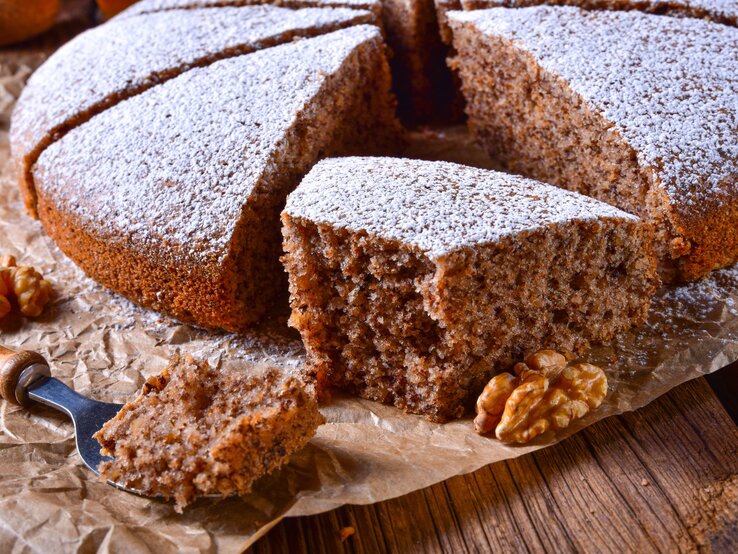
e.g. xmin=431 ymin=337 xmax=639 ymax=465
xmin=252 ymin=370 xmax=738 ymax=553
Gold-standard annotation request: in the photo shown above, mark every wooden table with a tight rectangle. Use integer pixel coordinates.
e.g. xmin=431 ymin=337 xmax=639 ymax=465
xmin=252 ymin=366 xmax=738 ymax=553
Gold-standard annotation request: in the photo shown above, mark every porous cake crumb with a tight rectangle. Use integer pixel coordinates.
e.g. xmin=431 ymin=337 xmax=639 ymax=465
xmin=282 ymin=157 xmax=657 ymax=421
xmin=95 ymin=355 xmax=323 ymax=512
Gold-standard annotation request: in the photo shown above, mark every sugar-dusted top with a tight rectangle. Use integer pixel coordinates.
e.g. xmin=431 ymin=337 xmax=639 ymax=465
xmin=449 ymin=7 xmax=738 ymax=222
xmin=10 ymin=5 xmax=371 ymax=166
xmin=34 ymin=26 xmax=383 ymax=265
xmin=284 ymin=157 xmax=637 ymax=257
xmin=459 ymin=0 xmax=738 ymax=26
xmin=119 ymin=0 xmax=382 ymax=18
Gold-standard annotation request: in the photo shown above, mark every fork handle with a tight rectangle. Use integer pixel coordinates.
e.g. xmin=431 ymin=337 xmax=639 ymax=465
xmin=0 ymin=345 xmax=51 ymax=406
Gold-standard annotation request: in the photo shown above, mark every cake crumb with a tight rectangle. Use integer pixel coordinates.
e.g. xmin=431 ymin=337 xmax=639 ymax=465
xmin=94 ymin=355 xmax=323 ymax=512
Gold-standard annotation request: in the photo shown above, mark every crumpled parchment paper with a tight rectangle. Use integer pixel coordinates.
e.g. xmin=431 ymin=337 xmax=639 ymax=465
xmin=1 ymin=43 xmax=737 ymax=554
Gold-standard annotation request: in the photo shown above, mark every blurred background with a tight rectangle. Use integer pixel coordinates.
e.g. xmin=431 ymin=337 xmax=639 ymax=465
xmin=0 ymin=0 xmax=137 ymax=50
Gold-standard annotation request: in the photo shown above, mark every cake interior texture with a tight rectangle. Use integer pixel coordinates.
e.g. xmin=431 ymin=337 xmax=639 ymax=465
xmin=95 ymin=355 xmax=323 ymax=512
xmin=283 ymin=158 xmax=657 ymax=421
xmin=448 ymin=8 xmax=738 ymax=283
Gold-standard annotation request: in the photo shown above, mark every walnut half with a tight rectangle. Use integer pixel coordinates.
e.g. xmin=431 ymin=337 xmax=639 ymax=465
xmin=474 ymin=350 xmax=607 ymax=444
xmin=0 ymin=256 xmax=53 ymax=319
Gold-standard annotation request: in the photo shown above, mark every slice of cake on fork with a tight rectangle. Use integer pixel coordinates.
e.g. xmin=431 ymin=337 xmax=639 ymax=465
xmin=95 ymin=355 xmax=323 ymax=512
xmin=282 ymin=157 xmax=657 ymax=421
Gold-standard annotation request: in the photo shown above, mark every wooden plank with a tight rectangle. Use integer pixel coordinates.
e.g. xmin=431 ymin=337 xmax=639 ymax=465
xmin=251 ymin=376 xmax=738 ymax=553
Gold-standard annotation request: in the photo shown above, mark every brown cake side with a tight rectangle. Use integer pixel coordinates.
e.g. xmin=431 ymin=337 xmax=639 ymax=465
xmin=282 ymin=157 xmax=657 ymax=421
xmin=95 ymin=355 xmax=324 ymax=512
xmin=32 ymin=27 xmax=402 ymax=332
xmin=449 ymin=7 xmax=738 ymax=283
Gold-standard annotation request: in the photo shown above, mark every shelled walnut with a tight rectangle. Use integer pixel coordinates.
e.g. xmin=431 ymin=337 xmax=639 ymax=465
xmin=474 ymin=350 xmax=608 ymax=444
xmin=0 ymin=256 xmax=53 ymax=320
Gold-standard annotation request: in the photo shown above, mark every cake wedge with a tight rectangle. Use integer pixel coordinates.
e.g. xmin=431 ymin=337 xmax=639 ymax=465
xmin=282 ymin=157 xmax=657 ymax=421
xmin=11 ymin=5 xmax=375 ymax=216
xmin=448 ymin=7 xmax=738 ymax=282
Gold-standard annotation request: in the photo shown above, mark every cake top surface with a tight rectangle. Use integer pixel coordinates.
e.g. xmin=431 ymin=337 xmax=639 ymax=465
xmin=458 ymin=0 xmax=738 ymax=23
xmin=120 ymin=0 xmax=381 ymax=18
xmin=10 ymin=5 xmax=371 ymax=162
xmin=34 ymin=26 xmax=382 ymax=265
xmin=284 ymin=157 xmax=637 ymax=257
xmin=449 ymin=7 xmax=738 ymax=220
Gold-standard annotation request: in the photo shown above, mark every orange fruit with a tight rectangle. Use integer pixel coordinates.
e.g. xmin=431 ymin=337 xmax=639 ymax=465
xmin=97 ymin=0 xmax=139 ymax=18
xmin=0 ymin=0 xmax=60 ymax=47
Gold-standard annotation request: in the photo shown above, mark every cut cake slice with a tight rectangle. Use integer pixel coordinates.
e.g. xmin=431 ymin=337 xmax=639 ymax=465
xmin=10 ymin=5 xmax=375 ymax=216
xmin=282 ymin=157 xmax=657 ymax=421
xmin=32 ymin=26 xmax=401 ymax=332
xmin=95 ymin=355 xmax=324 ymax=512
xmin=449 ymin=7 xmax=738 ymax=282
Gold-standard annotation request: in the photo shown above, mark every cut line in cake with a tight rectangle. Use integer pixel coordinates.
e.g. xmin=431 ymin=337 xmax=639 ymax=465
xmin=120 ymin=0 xmax=455 ymax=123
xmin=31 ymin=26 xmax=401 ymax=332
xmin=10 ymin=4 xmax=377 ymax=217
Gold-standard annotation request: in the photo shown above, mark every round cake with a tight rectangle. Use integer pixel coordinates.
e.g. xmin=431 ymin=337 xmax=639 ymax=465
xmin=10 ymin=0 xmax=738 ymax=334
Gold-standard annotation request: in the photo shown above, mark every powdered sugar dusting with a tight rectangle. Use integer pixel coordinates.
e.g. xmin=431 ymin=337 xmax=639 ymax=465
xmin=451 ymin=7 xmax=738 ymax=220
xmin=285 ymin=157 xmax=638 ymax=257
xmin=119 ymin=0 xmax=382 ymax=18
xmin=33 ymin=26 xmax=383 ymax=266
xmin=10 ymin=5 xmax=372 ymax=169
xmin=459 ymin=0 xmax=737 ymax=26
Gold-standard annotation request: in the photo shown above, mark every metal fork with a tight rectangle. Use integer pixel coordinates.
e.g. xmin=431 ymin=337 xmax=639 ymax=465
xmin=0 ymin=345 xmax=135 ymax=492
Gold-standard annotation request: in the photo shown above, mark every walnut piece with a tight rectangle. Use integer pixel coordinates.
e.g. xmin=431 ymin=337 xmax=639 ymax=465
xmin=0 ymin=256 xmax=53 ymax=319
xmin=474 ymin=350 xmax=607 ymax=443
